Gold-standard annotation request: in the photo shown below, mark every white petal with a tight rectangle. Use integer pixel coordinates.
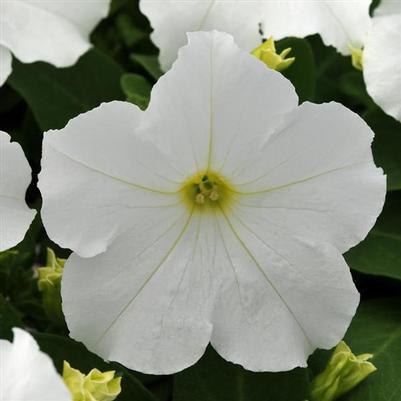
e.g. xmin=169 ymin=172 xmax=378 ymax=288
xmin=1 ymin=0 xmax=110 ymax=67
xmin=364 ymin=0 xmax=401 ymax=122
xmin=62 ymin=210 xmax=217 ymax=374
xmin=211 ymin=210 xmax=359 ymax=371
xmin=258 ymin=0 xmax=371 ymax=55
xmin=40 ymin=33 xmax=296 ymax=257
xmin=0 ymin=45 xmax=12 ymax=86
xmin=140 ymin=0 xmax=371 ymax=70
xmin=140 ymin=0 xmax=263 ymax=71
xmin=39 ymin=101 xmax=184 ymax=258
xmin=0 ymin=132 xmax=36 ymax=251
xmin=0 ymin=328 xmax=71 ymax=401
xmin=229 ymin=102 xmax=386 ymax=253
xmin=143 ymin=31 xmax=297 ymax=176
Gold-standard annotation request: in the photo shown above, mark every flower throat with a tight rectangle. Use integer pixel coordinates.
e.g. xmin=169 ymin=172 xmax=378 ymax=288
xmin=181 ymin=171 xmax=233 ymax=209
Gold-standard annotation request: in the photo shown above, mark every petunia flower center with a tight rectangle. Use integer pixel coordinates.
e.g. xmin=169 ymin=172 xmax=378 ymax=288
xmin=181 ymin=171 xmax=233 ymax=209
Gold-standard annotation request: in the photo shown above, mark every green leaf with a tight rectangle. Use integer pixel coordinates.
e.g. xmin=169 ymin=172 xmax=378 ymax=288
xmin=116 ymin=14 xmax=147 ymax=47
xmin=148 ymin=377 xmax=173 ymax=401
xmin=308 ymin=35 xmax=353 ymax=105
xmin=340 ymin=71 xmax=376 ymax=110
xmin=366 ymin=108 xmax=401 ymax=191
xmin=121 ymin=73 xmax=151 ymax=109
xmin=346 ymin=192 xmax=401 ymax=280
xmin=0 ymin=294 xmax=23 ymax=340
xmin=130 ymin=54 xmax=163 ymax=80
xmin=33 ymin=333 xmax=158 ymax=401
xmin=310 ymin=297 xmax=401 ymax=401
xmin=276 ymin=37 xmax=316 ymax=102
xmin=0 ymin=85 xmax=23 ymax=115
xmin=173 ymin=347 xmax=309 ymax=401
xmin=0 ymin=231 xmax=45 ymax=327
xmin=8 ymin=49 xmax=124 ymax=131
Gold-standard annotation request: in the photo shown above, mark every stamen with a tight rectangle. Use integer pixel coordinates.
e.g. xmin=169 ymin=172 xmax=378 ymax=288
xmin=194 ymin=176 xmax=220 ymax=204
xmin=196 ymin=193 xmax=205 ymax=204
xmin=209 ymin=189 xmax=219 ymax=201
xmin=181 ymin=170 xmax=233 ymax=209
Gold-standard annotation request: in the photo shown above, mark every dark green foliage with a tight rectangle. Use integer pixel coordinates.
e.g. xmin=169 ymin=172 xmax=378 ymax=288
xmin=310 ymin=298 xmax=401 ymax=401
xmin=174 ymin=347 xmax=309 ymax=401
xmin=346 ymin=192 xmax=401 ymax=280
xmin=276 ymin=37 xmax=316 ymax=103
xmin=9 ymin=50 xmax=125 ymax=131
xmin=121 ymin=73 xmax=152 ymax=109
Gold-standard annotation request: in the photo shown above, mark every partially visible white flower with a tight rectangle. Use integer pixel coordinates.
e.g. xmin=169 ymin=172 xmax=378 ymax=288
xmin=0 ymin=0 xmax=111 ymax=86
xmin=0 ymin=132 xmax=36 ymax=251
xmin=363 ymin=0 xmax=401 ymax=122
xmin=139 ymin=0 xmax=371 ymax=70
xmin=0 ymin=328 xmax=71 ymax=401
xmin=39 ymin=31 xmax=385 ymax=375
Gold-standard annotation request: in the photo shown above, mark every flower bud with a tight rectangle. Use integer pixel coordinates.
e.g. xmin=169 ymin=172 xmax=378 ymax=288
xmin=37 ymin=248 xmax=65 ymax=325
xmin=63 ymin=361 xmax=122 ymax=401
xmin=311 ymin=341 xmax=376 ymax=401
xmin=251 ymin=37 xmax=295 ymax=72
xmin=348 ymin=44 xmax=364 ymax=71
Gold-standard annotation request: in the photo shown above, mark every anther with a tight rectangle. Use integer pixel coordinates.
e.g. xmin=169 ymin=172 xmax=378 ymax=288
xmin=195 ymin=193 xmax=205 ymax=204
xmin=209 ymin=190 xmax=219 ymax=201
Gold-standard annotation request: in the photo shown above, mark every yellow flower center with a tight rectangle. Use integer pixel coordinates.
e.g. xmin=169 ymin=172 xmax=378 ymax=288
xmin=181 ymin=171 xmax=234 ymax=210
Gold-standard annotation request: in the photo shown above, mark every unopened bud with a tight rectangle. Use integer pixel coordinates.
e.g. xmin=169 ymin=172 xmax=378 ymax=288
xmin=63 ymin=361 xmax=122 ymax=401
xmin=348 ymin=44 xmax=364 ymax=71
xmin=37 ymin=248 xmax=65 ymax=325
xmin=251 ymin=37 xmax=295 ymax=72
xmin=311 ymin=341 xmax=376 ymax=401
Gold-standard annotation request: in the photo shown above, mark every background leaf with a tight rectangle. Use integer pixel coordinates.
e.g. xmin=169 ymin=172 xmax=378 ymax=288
xmin=276 ymin=37 xmax=316 ymax=103
xmin=130 ymin=54 xmax=163 ymax=80
xmin=0 ymin=294 xmax=23 ymax=340
xmin=346 ymin=192 xmax=401 ymax=280
xmin=121 ymin=73 xmax=152 ymax=109
xmin=340 ymin=71 xmax=376 ymax=111
xmin=308 ymin=35 xmax=353 ymax=105
xmin=310 ymin=297 xmax=401 ymax=401
xmin=33 ymin=333 xmax=158 ymax=401
xmin=173 ymin=347 xmax=309 ymax=401
xmin=8 ymin=49 xmax=124 ymax=131
xmin=116 ymin=13 xmax=147 ymax=47
xmin=0 ymin=223 xmax=46 ymax=329
xmin=367 ymin=108 xmax=401 ymax=191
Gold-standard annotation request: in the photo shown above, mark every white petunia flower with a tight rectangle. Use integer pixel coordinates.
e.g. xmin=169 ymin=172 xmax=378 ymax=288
xmin=0 ymin=0 xmax=111 ymax=86
xmin=0 ymin=132 xmax=36 ymax=251
xmin=363 ymin=0 xmax=401 ymax=122
xmin=39 ymin=31 xmax=385 ymax=374
xmin=139 ymin=0 xmax=371 ymax=70
xmin=0 ymin=328 xmax=71 ymax=401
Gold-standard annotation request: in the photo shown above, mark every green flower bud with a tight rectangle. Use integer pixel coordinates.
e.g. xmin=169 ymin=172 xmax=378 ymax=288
xmin=251 ymin=37 xmax=295 ymax=72
xmin=348 ymin=44 xmax=364 ymax=71
xmin=63 ymin=361 xmax=122 ymax=401
xmin=37 ymin=248 xmax=65 ymax=325
xmin=311 ymin=341 xmax=377 ymax=401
